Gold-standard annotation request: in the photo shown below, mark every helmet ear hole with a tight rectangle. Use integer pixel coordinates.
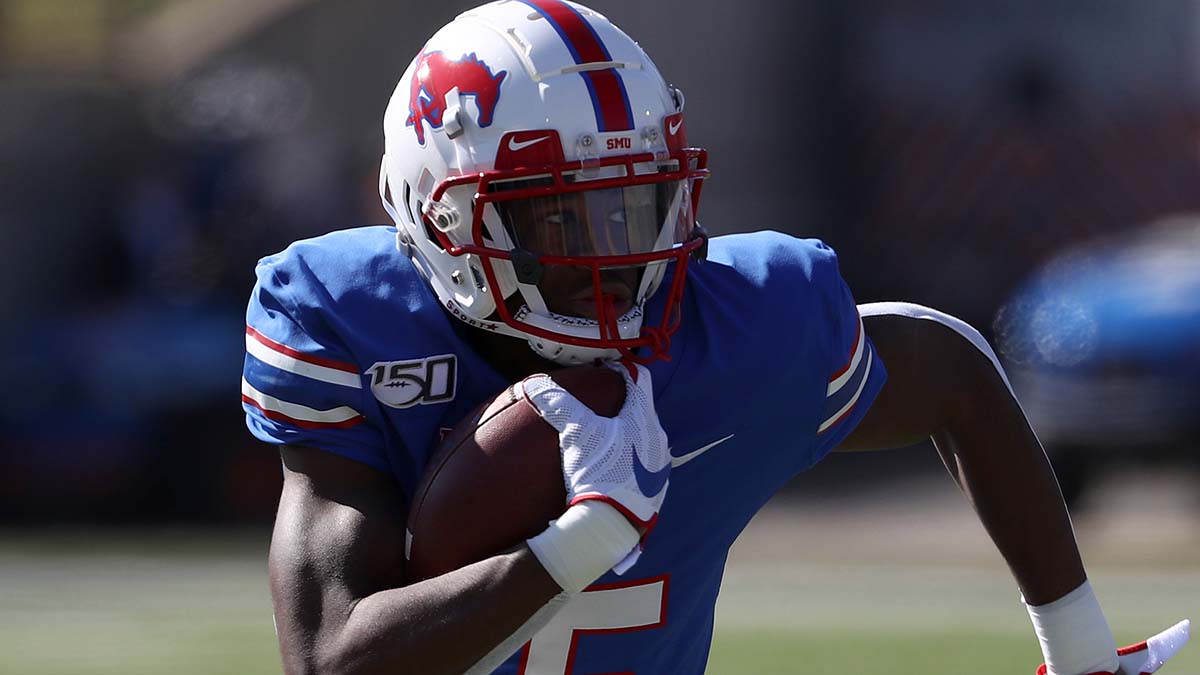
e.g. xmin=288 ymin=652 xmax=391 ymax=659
xmin=414 ymin=200 xmax=447 ymax=252
xmin=401 ymin=181 xmax=416 ymax=225
xmin=469 ymin=264 xmax=488 ymax=291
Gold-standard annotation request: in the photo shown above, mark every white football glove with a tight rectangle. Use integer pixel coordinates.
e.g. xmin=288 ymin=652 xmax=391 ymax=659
xmin=1036 ymin=620 xmax=1191 ymax=675
xmin=520 ymin=361 xmax=671 ymax=530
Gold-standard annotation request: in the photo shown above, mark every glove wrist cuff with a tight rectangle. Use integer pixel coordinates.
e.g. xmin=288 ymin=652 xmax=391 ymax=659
xmin=527 ymin=501 xmax=640 ymax=593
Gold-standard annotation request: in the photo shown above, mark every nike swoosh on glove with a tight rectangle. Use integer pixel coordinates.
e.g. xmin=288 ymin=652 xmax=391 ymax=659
xmin=520 ymin=361 xmax=670 ymax=530
xmin=1037 ymin=620 xmax=1190 ymax=675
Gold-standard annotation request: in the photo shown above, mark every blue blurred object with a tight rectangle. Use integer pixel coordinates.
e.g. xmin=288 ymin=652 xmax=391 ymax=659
xmin=1000 ymin=218 xmax=1200 ymax=370
xmin=0 ymin=301 xmax=242 ymax=431
xmin=0 ymin=298 xmax=246 ymax=520
xmin=995 ymin=214 xmax=1200 ymax=504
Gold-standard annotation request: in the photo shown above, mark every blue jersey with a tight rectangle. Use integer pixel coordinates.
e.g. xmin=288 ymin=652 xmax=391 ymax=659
xmin=242 ymin=226 xmax=885 ymax=675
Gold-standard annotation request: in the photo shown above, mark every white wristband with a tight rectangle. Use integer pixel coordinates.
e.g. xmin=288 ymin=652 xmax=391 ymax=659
xmin=1024 ymin=580 xmax=1119 ymax=675
xmin=526 ymin=501 xmax=640 ymax=593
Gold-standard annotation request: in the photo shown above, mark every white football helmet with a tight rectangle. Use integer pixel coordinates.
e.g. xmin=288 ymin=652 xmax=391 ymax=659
xmin=380 ymin=0 xmax=709 ymax=365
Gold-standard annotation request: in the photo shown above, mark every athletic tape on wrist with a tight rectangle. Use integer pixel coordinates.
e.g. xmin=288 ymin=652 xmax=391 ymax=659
xmin=527 ymin=501 xmax=640 ymax=593
xmin=1025 ymin=580 xmax=1119 ymax=675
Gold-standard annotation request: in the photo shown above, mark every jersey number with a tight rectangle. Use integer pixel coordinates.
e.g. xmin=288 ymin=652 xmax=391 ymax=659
xmin=518 ymin=575 xmax=668 ymax=675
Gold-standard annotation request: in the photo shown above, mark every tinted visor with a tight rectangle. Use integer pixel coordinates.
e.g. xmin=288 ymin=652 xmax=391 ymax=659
xmin=494 ymin=179 xmax=689 ymax=258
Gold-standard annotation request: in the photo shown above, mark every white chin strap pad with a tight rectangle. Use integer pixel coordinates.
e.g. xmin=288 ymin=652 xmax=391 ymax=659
xmin=515 ymin=302 xmax=645 ymax=366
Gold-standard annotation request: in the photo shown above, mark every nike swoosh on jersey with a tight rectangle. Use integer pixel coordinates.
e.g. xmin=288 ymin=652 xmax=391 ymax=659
xmin=508 ymin=135 xmax=550 ymax=151
xmin=631 ymin=446 xmax=669 ymax=498
xmin=670 ymin=433 xmax=734 ymax=468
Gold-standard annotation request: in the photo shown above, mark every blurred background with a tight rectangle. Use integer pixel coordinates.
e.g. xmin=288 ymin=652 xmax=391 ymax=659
xmin=0 ymin=0 xmax=1197 ymax=673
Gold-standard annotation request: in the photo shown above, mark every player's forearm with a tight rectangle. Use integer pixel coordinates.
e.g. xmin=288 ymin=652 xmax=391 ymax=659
xmin=325 ymin=499 xmax=642 ymax=675
xmin=932 ymin=362 xmax=1085 ymax=605
xmin=269 ymin=450 xmax=560 ymax=675
xmin=317 ymin=544 xmax=559 ymax=675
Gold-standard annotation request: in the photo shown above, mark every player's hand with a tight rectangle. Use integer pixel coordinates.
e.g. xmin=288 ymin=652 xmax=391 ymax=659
xmin=521 ymin=361 xmax=670 ymax=530
xmin=1036 ymin=620 xmax=1190 ymax=675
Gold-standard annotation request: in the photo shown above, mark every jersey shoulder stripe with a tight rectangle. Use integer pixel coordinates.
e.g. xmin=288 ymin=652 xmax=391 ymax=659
xmin=245 ymin=325 xmax=362 ymax=389
xmin=826 ymin=314 xmax=864 ymax=396
xmin=818 ymin=343 xmax=875 ymax=434
xmin=241 ymin=378 xmax=364 ymax=429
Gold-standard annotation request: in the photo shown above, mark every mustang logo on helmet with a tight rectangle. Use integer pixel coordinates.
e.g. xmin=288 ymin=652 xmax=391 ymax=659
xmin=406 ymin=51 xmax=507 ymax=145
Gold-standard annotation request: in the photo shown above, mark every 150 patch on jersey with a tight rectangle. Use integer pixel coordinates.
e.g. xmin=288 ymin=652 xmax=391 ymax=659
xmin=367 ymin=355 xmax=457 ymax=408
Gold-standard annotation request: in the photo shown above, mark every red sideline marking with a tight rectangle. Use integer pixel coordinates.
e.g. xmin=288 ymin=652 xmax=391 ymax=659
xmin=242 ymin=395 xmax=364 ymax=430
xmin=246 ymin=325 xmax=359 ymax=374
xmin=828 ymin=317 xmax=862 ymax=383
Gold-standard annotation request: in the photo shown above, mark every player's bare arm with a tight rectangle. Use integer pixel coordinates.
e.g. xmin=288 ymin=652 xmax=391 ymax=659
xmin=835 ymin=306 xmax=1084 ymax=604
xmin=270 ymin=444 xmax=559 ymax=675
xmin=268 ymin=365 xmax=665 ymax=675
xmin=836 ymin=304 xmax=1189 ymax=673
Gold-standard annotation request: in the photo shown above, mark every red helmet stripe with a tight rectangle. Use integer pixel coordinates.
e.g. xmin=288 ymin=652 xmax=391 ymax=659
xmin=517 ymin=0 xmax=636 ymax=132
xmin=581 ymin=68 xmax=635 ymax=133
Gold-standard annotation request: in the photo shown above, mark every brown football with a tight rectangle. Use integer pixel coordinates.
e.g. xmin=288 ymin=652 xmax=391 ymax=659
xmin=405 ymin=363 xmax=626 ymax=582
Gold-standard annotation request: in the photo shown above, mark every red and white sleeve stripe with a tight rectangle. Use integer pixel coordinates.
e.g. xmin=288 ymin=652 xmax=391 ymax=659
xmin=241 ymin=378 xmax=364 ymax=429
xmin=826 ymin=315 xmax=864 ymax=398
xmin=245 ymin=325 xmax=362 ymax=389
xmin=817 ymin=314 xmax=875 ymax=434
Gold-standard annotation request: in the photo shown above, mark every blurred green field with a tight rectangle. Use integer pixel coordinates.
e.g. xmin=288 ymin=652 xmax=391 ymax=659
xmin=2 ymin=476 xmax=1196 ymax=674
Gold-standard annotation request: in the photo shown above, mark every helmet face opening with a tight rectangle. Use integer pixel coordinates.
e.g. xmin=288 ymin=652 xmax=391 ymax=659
xmin=494 ymin=178 xmax=686 ymax=259
xmin=425 ymin=148 xmax=707 ymax=361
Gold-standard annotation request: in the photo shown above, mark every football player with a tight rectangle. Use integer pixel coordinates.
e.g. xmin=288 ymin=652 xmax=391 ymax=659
xmin=242 ymin=1 xmax=1189 ymax=673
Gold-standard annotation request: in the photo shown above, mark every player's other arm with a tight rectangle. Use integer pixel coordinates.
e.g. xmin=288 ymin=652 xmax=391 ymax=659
xmin=832 ymin=305 xmax=1198 ymax=675
xmin=270 ymin=444 xmax=561 ymax=675
xmin=834 ymin=306 xmax=1086 ymax=605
